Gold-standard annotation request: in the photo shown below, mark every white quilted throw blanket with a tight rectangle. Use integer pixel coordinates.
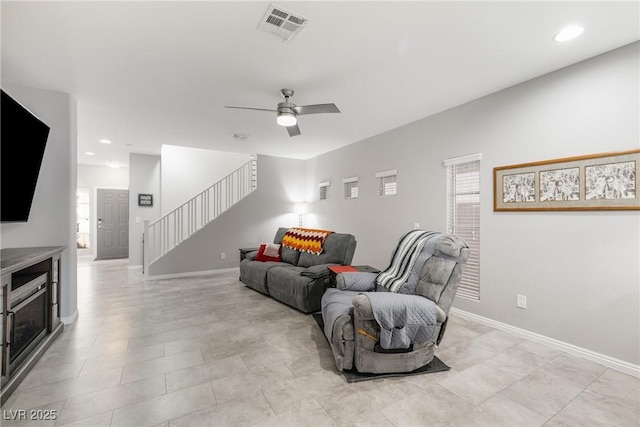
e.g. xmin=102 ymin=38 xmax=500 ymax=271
xmin=375 ymin=230 xmax=440 ymax=292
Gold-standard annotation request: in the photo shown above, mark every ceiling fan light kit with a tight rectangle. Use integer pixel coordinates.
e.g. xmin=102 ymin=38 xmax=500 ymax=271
xmin=276 ymin=112 xmax=297 ymax=127
xmin=225 ymin=88 xmax=340 ymax=137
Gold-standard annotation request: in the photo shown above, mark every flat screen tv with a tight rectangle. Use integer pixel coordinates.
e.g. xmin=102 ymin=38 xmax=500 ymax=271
xmin=1 ymin=89 xmax=51 ymax=222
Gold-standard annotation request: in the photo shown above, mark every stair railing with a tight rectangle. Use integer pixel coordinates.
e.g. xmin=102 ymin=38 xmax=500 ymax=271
xmin=143 ymin=155 xmax=257 ymax=274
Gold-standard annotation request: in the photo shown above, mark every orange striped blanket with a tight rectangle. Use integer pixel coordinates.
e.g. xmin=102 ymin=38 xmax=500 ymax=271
xmin=281 ymin=227 xmax=333 ymax=255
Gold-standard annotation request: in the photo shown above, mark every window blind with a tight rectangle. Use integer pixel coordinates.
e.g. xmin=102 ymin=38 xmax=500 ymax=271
xmin=375 ymin=169 xmax=397 ymax=196
xmin=319 ymin=181 xmax=330 ymax=201
xmin=446 ymin=155 xmax=480 ymax=300
xmin=343 ymin=176 xmax=358 ymax=199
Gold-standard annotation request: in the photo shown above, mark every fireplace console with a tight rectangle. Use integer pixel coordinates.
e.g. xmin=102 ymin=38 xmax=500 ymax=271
xmin=0 ymin=246 xmax=65 ymax=404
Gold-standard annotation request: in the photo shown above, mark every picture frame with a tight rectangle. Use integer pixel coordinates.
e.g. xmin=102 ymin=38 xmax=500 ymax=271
xmin=138 ymin=193 xmax=153 ymax=207
xmin=494 ymin=149 xmax=639 ymax=211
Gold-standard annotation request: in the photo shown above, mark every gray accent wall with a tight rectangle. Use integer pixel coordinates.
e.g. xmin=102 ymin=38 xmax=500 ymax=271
xmin=0 ymin=83 xmax=78 ymax=322
xmin=305 ymin=42 xmax=640 ymax=365
xmin=148 ymin=155 xmax=306 ymax=277
xmin=129 ymin=153 xmax=161 ymax=268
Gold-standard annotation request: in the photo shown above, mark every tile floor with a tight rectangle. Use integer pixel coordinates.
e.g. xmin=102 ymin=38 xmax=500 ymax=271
xmin=1 ymin=257 xmax=638 ymax=427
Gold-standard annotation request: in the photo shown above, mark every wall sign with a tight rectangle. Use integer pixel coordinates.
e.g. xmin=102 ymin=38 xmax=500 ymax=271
xmin=138 ymin=193 xmax=153 ymax=207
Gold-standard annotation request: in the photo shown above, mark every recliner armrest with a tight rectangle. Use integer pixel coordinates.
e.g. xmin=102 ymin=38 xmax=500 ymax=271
xmin=352 ymin=294 xmax=375 ymax=320
xmin=352 ymin=294 xmax=447 ymax=323
xmin=336 ymin=272 xmax=377 ymax=291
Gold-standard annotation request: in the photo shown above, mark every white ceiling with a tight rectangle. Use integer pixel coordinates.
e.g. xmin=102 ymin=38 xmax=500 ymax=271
xmin=2 ymin=1 xmax=638 ymax=168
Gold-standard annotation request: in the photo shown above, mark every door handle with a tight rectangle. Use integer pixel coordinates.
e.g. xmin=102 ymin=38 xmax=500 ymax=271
xmin=7 ymin=311 xmax=14 ymax=345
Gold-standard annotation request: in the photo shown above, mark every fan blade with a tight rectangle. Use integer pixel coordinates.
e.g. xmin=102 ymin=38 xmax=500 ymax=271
xmin=293 ymin=103 xmax=340 ymax=115
xmin=286 ymin=124 xmax=301 ymax=137
xmin=224 ymin=106 xmax=277 ymax=112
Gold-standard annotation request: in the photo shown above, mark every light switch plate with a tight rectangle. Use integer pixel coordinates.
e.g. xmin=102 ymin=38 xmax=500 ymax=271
xmin=517 ymin=294 xmax=527 ymax=309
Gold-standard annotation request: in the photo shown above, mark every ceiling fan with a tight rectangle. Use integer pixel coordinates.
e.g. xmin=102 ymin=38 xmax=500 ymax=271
xmin=224 ymin=89 xmax=340 ymax=137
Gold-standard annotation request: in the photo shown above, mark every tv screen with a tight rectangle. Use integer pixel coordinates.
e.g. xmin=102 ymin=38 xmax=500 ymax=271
xmin=1 ymin=89 xmax=50 ymax=222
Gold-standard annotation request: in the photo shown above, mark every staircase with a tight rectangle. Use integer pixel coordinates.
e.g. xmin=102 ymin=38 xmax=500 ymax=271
xmin=143 ymin=155 xmax=257 ymax=276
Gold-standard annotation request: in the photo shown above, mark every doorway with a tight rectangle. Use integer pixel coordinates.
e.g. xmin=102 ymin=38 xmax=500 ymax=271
xmin=96 ymin=188 xmax=129 ymax=260
xmin=76 ymin=188 xmax=91 ymax=250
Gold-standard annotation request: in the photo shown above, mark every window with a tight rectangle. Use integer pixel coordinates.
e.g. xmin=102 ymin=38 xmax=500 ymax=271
xmin=375 ymin=169 xmax=397 ymax=196
xmin=343 ymin=176 xmax=358 ymax=199
xmin=445 ymin=154 xmax=481 ymax=300
xmin=319 ymin=181 xmax=330 ymax=201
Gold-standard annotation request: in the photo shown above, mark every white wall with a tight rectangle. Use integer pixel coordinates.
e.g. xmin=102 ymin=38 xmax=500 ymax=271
xmin=77 ymin=164 xmax=129 ymax=188
xmin=128 ymin=153 xmax=161 ymax=268
xmin=77 ymin=163 xmax=129 ymax=258
xmin=305 ymin=42 xmax=640 ymax=366
xmin=149 ymin=155 xmax=306 ymax=276
xmin=0 ymin=83 xmax=79 ymax=323
xmin=160 ymin=145 xmax=252 ymax=215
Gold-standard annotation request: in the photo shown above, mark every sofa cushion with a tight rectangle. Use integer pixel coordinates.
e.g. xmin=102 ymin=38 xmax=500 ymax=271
xmin=239 ymin=259 xmax=283 ymax=295
xmin=272 ymin=227 xmax=301 ymax=265
xmin=280 ymin=246 xmax=301 ymax=265
xmin=266 ymin=266 xmax=311 ymax=312
xmin=298 ymin=232 xmax=356 ymax=267
xmin=266 ymin=265 xmax=329 ymax=313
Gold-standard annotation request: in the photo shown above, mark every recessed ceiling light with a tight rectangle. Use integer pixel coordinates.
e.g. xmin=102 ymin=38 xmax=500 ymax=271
xmin=99 ymin=139 xmax=112 ymax=144
xmin=554 ymin=25 xmax=584 ymax=42
xmin=85 ymin=151 xmax=95 ymax=156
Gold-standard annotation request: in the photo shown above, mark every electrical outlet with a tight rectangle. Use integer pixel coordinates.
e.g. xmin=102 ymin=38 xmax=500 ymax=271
xmin=414 ymin=222 xmax=420 ymax=229
xmin=517 ymin=294 xmax=527 ymax=309
xmin=220 ymin=252 xmax=226 ymax=260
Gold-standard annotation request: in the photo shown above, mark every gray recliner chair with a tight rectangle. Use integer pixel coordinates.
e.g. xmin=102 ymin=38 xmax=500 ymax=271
xmin=321 ymin=231 xmax=469 ymax=374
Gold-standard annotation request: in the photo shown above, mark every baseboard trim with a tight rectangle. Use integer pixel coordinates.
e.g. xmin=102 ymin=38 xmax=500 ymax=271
xmin=128 ymin=265 xmax=142 ymax=271
xmin=450 ymin=308 xmax=640 ymax=378
xmin=144 ymin=267 xmax=240 ymax=281
xmin=61 ymin=309 xmax=79 ymax=325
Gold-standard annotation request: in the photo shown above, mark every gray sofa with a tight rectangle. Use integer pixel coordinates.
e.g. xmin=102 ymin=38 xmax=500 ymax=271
xmin=239 ymin=227 xmax=357 ymax=313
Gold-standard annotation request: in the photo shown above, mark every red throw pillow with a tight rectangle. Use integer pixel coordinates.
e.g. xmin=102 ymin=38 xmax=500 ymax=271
xmin=255 ymin=244 xmax=281 ymax=262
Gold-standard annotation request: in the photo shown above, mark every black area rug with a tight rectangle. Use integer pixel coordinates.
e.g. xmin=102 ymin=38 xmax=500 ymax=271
xmin=312 ymin=313 xmax=451 ymax=383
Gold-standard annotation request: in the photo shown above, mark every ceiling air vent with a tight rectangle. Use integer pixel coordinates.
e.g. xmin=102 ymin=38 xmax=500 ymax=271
xmin=258 ymin=4 xmax=308 ymax=42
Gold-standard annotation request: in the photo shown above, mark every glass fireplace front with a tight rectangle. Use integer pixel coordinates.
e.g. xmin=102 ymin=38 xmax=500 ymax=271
xmin=9 ymin=274 xmax=48 ymax=370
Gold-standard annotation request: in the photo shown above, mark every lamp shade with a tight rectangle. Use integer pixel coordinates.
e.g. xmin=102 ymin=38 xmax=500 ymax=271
xmin=277 ymin=112 xmax=297 ymax=127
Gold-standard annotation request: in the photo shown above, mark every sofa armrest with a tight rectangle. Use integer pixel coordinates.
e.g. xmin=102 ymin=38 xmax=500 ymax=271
xmin=300 ymin=263 xmax=338 ymax=279
xmin=244 ymin=251 xmax=258 ymax=261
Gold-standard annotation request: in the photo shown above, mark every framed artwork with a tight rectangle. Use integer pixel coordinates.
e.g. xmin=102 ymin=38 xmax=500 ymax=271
xmin=494 ymin=149 xmax=639 ymax=211
xmin=138 ymin=193 xmax=153 ymax=207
